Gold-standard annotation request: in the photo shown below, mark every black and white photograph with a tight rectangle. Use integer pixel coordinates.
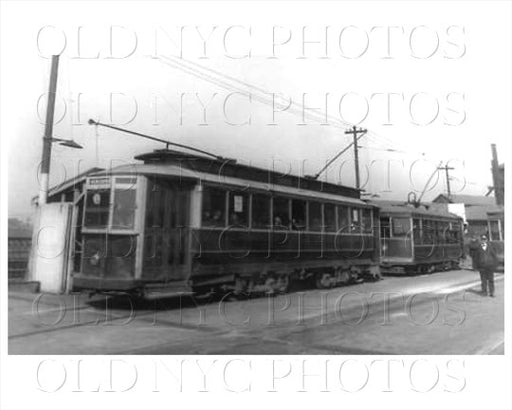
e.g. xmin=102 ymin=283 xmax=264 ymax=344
xmin=1 ymin=1 xmax=510 ymax=409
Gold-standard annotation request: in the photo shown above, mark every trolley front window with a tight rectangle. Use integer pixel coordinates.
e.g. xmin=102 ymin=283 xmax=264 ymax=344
xmin=112 ymin=188 xmax=137 ymax=229
xmin=84 ymin=189 xmax=110 ymax=228
xmin=83 ymin=177 xmax=138 ymax=231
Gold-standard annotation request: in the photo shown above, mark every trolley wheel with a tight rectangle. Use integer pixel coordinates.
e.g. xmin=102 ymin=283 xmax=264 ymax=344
xmin=315 ymin=273 xmax=334 ymax=289
xmin=337 ymin=270 xmax=351 ymax=285
xmin=275 ymin=274 xmax=291 ymax=293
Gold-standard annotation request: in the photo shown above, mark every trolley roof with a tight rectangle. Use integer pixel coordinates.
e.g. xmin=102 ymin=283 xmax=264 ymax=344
xmin=91 ymin=160 xmax=370 ymax=206
xmin=375 ymin=203 xmax=462 ymax=220
xmin=132 ymin=150 xmax=361 ymax=199
xmin=487 ymin=207 xmax=504 ymax=218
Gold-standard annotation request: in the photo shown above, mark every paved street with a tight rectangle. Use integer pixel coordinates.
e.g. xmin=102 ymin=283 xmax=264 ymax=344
xmin=8 ymin=269 xmax=504 ymax=355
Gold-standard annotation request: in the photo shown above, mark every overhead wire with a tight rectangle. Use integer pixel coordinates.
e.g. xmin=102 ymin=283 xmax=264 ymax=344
xmin=156 ymin=55 xmax=444 ymax=162
xmin=151 ymin=55 xmax=465 ymax=196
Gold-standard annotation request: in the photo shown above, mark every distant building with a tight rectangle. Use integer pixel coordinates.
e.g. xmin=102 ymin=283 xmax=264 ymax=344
xmin=432 ymin=194 xmax=502 ymax=237
xmin=8 ymin=218 xmax=32 ymax=238
xmin=432 ymin=194 xmax=496 ymax=207
xmin=8 ymin=218 xmax=33 ymax=280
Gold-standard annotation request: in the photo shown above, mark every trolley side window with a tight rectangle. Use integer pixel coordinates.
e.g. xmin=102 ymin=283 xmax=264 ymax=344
xmin=351 ymin=208 xmax=361 ymax=232
xmin=324 ymin=203 xmax=336 ymax=232
xmin=291 ymin=199 xmax=306 ymax=230
xmin=308 ymin=201 xmax=322 ymax=232
xmin=380 ymin=217 xmax=391 ymax=238
xmin=84 ymin=189 xmax=111 ymax=228
xmin=489 ymin=220 xmax=501 ymax=241
xmin=228 ymin=191 xmax=249 ymax=227
xmin=251 ymin=194 xmax=271 ymax=229
xmin=337 ymin=205 xmax=350 ymax=232
xmin=413 ymin=218 xmax=422 ymax=243
xmin=202 ymin=187 xmax=227 ymax=227
xmin=447 ymin=222 xmax=461 ymax=243
xmin=422 ymin=219 xmax=435 ymax=244
xmin=273 ymin=197 xmax=290 ymax=229
xmin=391 ymin=217 xmax=410 ymax=237
xmin=361 ymin=208 xmax=373 ymax=234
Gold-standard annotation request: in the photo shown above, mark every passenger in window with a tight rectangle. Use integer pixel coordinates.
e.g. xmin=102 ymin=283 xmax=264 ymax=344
xmin=291 ymin=218 xmax=304 ymax=230
xmin=311 ymin=218 xmax=322 ymax=231
xmin=212 ymin=210 xmax=223 ymax=224
xmin=273 ymin=216 xmax=287 ymax=230
xmin=229 ymin=212 xmax=246 ymax=227
xmin=229 ymin=213 xmax=239 ymax=225
xmin=203 ymin=209 xmax=224 ymax=227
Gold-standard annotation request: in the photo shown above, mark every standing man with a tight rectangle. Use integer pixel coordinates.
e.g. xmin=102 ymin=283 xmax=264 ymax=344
xmin=473 ymin=234 xmax=498 ymax=297
xmin=468 ymin=233 xmax=480 ymax=270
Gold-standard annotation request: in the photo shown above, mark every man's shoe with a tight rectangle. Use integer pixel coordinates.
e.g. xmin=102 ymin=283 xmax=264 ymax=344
xmin=489 ymin=293 xmax=495 ymax=297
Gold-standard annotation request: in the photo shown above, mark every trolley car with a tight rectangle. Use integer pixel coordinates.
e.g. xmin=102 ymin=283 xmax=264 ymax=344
xmin=68 ymin=150 xmax=381 ymax=296
xmin=377 ymin=203 xmax=464 ymax=274
xmin=487 ymin=209 xmax=504 ymax=270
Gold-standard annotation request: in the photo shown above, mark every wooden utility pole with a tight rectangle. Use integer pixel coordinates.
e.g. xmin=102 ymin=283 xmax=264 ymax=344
xmin=344 ymin=125 xmax=367 ymax=190
xmin=490 ymin=143 xmax=504 ymax=205
xmin=438 ymin=164 xmax=455 ymax=199
xmin=39 ymin=55 xmax=60 ymax=205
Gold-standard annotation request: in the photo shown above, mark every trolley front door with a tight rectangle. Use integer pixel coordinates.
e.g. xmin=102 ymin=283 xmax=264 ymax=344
xmin=163 ymin=188 xmax=190 ymax=279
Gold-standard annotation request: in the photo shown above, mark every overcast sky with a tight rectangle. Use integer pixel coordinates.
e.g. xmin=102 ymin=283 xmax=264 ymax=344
xmin=2 ymin=1 xmax=510 ymax=219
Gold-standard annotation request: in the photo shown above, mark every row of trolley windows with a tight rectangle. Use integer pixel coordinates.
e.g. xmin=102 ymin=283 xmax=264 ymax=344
xmin=202 ymin=187 xmax=373 ymax=233
xmin=380 ymin=217 xmax=462 ymax=244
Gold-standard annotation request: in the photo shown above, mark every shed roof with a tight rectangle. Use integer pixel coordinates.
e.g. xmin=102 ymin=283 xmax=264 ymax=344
xmin=375 ymin=203 xmax=461 ymax=220
xmin=465 ymin=204 xmax=504 ymax=221
xmin=433 ymin=194 xmax=496 ymax=206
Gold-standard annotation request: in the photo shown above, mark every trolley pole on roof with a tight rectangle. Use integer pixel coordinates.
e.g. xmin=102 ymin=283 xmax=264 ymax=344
xmin=344 ymin=126 xmax=367 ymax=190
xmin=438 ymin=164 xmax=455 ymax=199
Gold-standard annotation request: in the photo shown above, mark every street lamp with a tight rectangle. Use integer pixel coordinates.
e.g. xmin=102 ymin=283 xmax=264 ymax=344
xmin=49 ymin=137 xmax=83 ymax=149
xmin=38 ymin=55 xmax=83 ymax=205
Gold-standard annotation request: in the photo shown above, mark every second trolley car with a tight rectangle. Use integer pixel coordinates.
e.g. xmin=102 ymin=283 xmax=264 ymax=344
xmin=377 ymin=203 xmax=464 ymax=274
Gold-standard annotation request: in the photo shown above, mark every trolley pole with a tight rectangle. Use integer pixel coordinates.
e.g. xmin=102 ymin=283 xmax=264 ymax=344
xmin=38 ymin=54 xmax=60 ymax=205
xmin=344 ymin=125 xmax=367 ymax=190
xmin=438 ymin=164 xmax=454 ymax=199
